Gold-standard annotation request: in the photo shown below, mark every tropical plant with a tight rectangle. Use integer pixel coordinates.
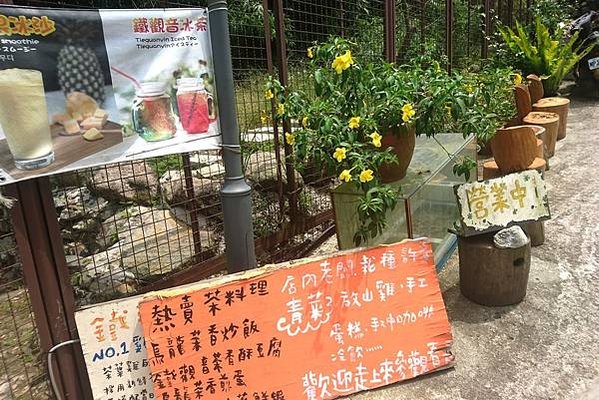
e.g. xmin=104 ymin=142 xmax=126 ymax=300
xmin=264 ymin=38 xmax=462 ymax=245
xmin=451 ymin=66 xmax=519 ymax=144
xmin=499 ymin=17 xmax=595 ymax=95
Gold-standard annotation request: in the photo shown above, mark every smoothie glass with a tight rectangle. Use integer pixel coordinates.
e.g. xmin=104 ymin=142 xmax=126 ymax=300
xmin=176 ymin=78 xmax=213 ymax=134
xmin=131 ymin=82 xmax=176 ymax=142
xmin=0 ymin=69 xmax=54 ymax=170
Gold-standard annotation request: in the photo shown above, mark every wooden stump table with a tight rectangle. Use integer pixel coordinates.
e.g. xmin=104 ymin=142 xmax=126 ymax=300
xmin=458 ymin=232 xmax=531 ymax=306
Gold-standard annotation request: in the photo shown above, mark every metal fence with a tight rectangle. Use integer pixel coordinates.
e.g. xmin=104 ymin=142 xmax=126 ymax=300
xmin=0 ymin=0 xmax=532 ymax=398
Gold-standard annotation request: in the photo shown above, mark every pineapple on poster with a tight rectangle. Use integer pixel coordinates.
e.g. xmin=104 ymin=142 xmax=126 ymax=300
xmin=0 ymin=5 xmax=220 ymax=184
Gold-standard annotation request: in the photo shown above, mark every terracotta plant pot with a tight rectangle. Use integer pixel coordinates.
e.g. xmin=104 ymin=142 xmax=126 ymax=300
xmin=489 ymin=125 xmax=538 ymax=174
xmin=379 ymin=126 xmax=416 ymax=183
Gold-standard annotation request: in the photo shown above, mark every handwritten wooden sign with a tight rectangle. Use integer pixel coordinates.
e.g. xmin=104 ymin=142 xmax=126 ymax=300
xmin=454 ymin=170 xmax=550 ymax=236
xmin=75 ymin=297 xmax=154 ymax=400
xmin=138 ymin=239 xmax=454 ymax=400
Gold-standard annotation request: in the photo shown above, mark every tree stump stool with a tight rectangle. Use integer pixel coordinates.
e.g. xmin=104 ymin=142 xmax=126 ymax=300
xmin=490 ymin=126 xmax=538 ymax=174
xmin=535 ymin=138 xmax=543 ymax=159
xmin=532 ymin=97 xmax=570 ymax=140
xmin=520 ymin=221 xmax=545 ymax=247
xmin=522 ymin=112 xmax=559 ymax=157
xmin=482 ymin=157 xmax=546 ymax=180
xmin=520 ymin=125 xmax=548 ymax=167
xmin=458 ymin=232 xmax=531 ymax=306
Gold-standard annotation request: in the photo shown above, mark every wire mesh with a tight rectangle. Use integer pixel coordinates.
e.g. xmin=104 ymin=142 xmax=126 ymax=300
xmin=0 ymin=0 xmax=535 ymax=396
xmin=0 ymin=207 xmax=52 ymax=399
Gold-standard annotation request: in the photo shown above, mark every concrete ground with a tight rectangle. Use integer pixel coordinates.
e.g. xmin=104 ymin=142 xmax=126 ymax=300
xmin=315 ymin=98 xmax=599 ymax=400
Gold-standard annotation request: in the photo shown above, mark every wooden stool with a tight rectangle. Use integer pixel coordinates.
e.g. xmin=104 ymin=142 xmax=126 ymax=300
xmin=520 ymin=124 xmax=549 ymax=169
xmin=483 ymin=158 xmax=546 ymax=180
xmin=522 ymin=113 xmax=559 ymax=158
xmin=535 ymin=138 xmax=543 ymax=159
xmin=528 ymin=74 xmax=570 ymax=140
xmin=458 ymin=232 xmax=531 ymax=306
xmin=520 ymin=221 xmax=545 ymax=247
xmin=533 ymin=97 xmax=570 ymax=140
xmin=490 ymin=125 xmax=538 ymax=173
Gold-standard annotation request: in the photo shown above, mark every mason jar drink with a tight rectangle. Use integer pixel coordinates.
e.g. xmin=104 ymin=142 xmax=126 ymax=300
xmin=0 ymin=69 xmax=54 ymax=170
xmin=131 ymin=82 xmax=176 ymax=142
xmin=176 ymin=78 xmax=213 ymax=134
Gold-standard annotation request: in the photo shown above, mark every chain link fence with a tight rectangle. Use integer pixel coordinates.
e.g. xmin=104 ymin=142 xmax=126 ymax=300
xmin=0 ymin=0 xmax=533 ymax=398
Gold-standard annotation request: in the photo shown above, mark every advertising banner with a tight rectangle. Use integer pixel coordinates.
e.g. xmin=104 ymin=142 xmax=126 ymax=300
xmin=138 ymin=239 xmax=454 ymax=400
xmin=0 ymin=6 xmax=220 ymax=184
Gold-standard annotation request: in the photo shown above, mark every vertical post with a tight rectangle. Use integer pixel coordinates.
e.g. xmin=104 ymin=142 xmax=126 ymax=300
xmin=340 ymin=0 xmax=345 ymax=37
xmin=420 ymin=0 xmax=427 ymax=53
xmin=208 ymin=0 xmax=257 ymax=272
xmin=482 ymin=0 xmax=492 ymax=59
xmin=384 ymin=0 xmax=396 ymax=62
xmin=467 ymin=0 xmax=472 ymax=59
xmin=5 ymin=178 xmax=93 ymax=400
xmin=181 ymin=153 xmax=203 ymax=261
xmin=507 ymin=0 xmax=514 ymax=27
xmin=445 ymin=0 xmax=454 ymax=72
xmin=262 ymin=0 xmax=286 ymax=220
xmin=272 ymin=0 xmax=300 ymax=222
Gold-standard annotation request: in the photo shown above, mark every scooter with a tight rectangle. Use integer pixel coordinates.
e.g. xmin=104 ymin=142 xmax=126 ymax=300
xmin=571 ymin=10 xmax=599 ymax=97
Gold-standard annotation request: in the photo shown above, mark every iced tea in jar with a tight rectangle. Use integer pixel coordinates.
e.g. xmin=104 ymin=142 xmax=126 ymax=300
xmin=131 ymin=82 xmax=176 ymax=142
xmin=176 ymin=78 xmax=214 ymax=134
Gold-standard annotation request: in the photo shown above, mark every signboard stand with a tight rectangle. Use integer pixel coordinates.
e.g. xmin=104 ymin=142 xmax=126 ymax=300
xmin=208 ymin=0 xmax=257 ymax=273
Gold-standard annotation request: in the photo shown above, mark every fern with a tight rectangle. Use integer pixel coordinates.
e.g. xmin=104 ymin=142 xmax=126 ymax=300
xmin=499 ymin=17 xmax=595 ymax=96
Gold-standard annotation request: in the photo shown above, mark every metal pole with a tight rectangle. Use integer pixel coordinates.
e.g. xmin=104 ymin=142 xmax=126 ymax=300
xmin=384 ymin=0 xmax=397 ymax=62
xmin=446 ymin=0 xmax=454 ymax=72
xmin=482 ymin=0 xmax=492 ymax=59
xmin=207 ymin=0 xmax=257 ymax=273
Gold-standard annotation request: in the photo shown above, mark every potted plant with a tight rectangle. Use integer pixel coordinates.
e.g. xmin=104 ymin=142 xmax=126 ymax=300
xmin=265 ymin=38 xmax=461 ymax=245
xmin=451 ymin=66 xmax=519 ymax=160
xmin=498 ymin=17 xmax=594 ymax=96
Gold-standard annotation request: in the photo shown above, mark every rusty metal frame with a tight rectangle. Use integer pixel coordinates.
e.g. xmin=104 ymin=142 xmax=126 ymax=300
xmin=273 ymin=0 xmax=300 ymax=222
xmin=446 ymin=0 xmax=454 ymax=72
xmin=384 ymin=0 xmax=396 ymax=62
xmin=5 ymin=178 xmax=93 ymax=400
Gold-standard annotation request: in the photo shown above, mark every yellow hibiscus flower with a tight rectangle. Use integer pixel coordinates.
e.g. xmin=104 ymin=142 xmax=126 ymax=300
xmin=333 ymin=147 xmax=347 ymax=162
xmin=285 ymin=132 xmax=295 ymax=145
xmin=264 ymin=89 xmax=274 ymax=100
xmin=465 ymin=84 xmax=474 ymax=94
xmin=260 ymin=110 xmax=268 ymax=124
xmin=307 ymin=47 xmax=314 ymax=59
xmin=302 ymin=116 xmax=309 ymax=128
xmin=370 ymin=131 xmax=382 ymax=148
xmin=401 ymin=103 xmax=416 ymax=123
xmin=339 ymin=169 xmax=352 ymax=183
xmin=277 ymin=103 xmax=285 ymax=116
xmin=331 ymin=50 xmax=353 ymax=74
xmin=348 ymin=116 xmax=361 ymax=129
xmin=359 ymin=169 xmax=374 ymax=183
xmin=513 ymin=73 xmax=523 ymax=86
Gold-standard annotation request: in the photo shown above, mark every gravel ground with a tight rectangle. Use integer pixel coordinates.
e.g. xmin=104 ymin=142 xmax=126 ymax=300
xmin=312 ymin=98 xmax=599 ymax=400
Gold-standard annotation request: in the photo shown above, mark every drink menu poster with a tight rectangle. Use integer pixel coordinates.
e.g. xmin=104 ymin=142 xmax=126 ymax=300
xmin=0 ymin=5 xmax=220 ymax=184
xmin=138 ymin=239 xmax=454 ymax=400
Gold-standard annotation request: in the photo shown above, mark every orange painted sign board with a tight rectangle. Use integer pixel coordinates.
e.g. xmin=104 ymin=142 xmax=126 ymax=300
xmin=139 ymin=239 xmax=454 ymax=400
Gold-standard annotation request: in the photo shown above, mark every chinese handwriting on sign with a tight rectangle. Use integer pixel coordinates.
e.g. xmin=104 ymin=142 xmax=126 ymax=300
xmin=75 ymin=299 xmax=156 ymax=400
xmin=138 ymin=239 xmax=454 ymax=400
xmin=455 ymin=170 xmax=550 ymax=235
xmin=132 ymin=16 xmax=207 ymax=33
xmin=0 ymin=15 xmax=55 ymax=36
